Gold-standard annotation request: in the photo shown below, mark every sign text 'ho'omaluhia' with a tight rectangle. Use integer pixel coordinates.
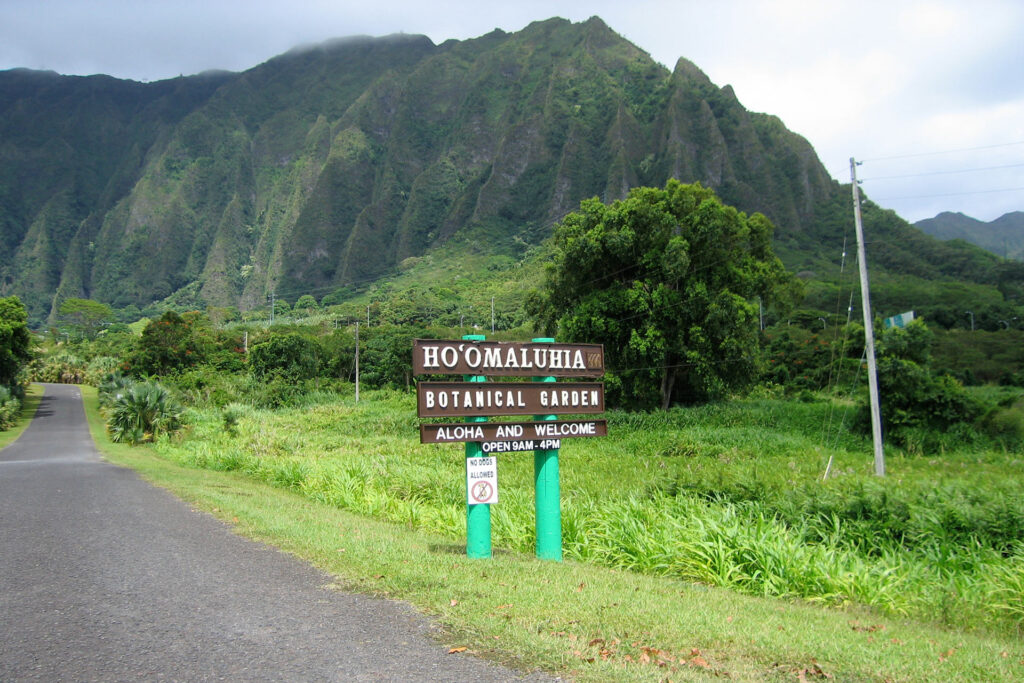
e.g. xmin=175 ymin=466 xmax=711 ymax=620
xmin=413 ymin=339 xmax=604 ymax=377
xmin=417 ymin=381 xmax=604 ymax=418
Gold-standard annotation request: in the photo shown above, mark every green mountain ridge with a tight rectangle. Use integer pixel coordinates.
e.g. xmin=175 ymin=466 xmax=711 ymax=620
xmin=916 ymin=211 xmax=1024 ymax=261
xmin=0 ymin=16 xmax=1018 ymax=326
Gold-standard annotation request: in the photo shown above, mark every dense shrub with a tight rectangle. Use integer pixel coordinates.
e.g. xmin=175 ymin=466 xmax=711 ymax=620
xmin=27 ymin=351 xmax=87 ymax=384
xmin=0 ymin=385 xmax=21 ymax=430
xmin=97 ymin=372 xmax=136 ymax=408
xmin=0 ymin=296 xmax=32 ymax=389
xmin=981 ymin=399 xmax=1024 ymax=448
xmin=249 ymin=333 xmax=321 ymax=382
xmin=168 ymin=367 xmax=250 ymax=407
xmin=761 ymin=324 xmax=863 ymax=393
xmin=855 ymin=320 xmax=985 ymax=449
xmin=84 ymin=356 xmax=121 ymax=386
xmin=125 ymin=311 xmax=210 ymax=376
xmin=106 ymin=381 xmax=183 ymax=445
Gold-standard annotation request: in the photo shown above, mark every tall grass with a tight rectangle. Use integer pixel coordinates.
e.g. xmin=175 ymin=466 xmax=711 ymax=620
xmin=154 ymin=389 xmax=1024 ymax=635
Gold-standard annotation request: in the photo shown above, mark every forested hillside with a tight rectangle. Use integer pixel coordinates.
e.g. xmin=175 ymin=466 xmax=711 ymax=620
xmin=0 ymin=16 xmax=1018 ymax=326
xmin=916 ymin=211 xmax=1024 ymax=261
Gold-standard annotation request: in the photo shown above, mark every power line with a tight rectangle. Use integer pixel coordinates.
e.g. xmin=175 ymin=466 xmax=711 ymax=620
xmin=861 ymin=140 xmax=1024 ymax=163
xmin=870 ymin=186 xmax=1024 ymax=201
xmin=861 ymin=162 xmax=1024 ymax=182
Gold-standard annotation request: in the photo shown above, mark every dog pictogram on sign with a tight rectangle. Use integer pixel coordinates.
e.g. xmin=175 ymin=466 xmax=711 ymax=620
xmin=466 ymin=456 xmax=498 ymax=505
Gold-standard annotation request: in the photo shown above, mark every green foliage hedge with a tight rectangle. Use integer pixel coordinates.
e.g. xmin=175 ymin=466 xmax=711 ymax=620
xmin=0 ymin=385 xmax=21 ymax=430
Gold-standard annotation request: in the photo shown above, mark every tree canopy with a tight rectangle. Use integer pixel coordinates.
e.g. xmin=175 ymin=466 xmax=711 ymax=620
xmin=0 ymin=296 xmax=32 ymax=389
xmin=527 ymin=180 xmax=798 ymax=409
xmin=126 ymin=311 xmax=209 ymax=376
xmin=57 ymin=297 xmax=114 ymax=340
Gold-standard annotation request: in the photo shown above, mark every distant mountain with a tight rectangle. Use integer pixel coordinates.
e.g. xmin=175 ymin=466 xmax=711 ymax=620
xmin=0 ymin=16 xmax=1017 ymax=325
xmin=915 ymin=212 xmax=1024 ymax=261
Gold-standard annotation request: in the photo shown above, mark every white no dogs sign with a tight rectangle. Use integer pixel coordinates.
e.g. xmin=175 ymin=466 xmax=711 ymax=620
xmin=466 ymin=456 xmax=498 ymax=505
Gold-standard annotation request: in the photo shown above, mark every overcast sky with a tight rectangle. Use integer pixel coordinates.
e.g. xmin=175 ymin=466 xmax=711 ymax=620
xmin=3 ymin=0 xmax=1023 ymax=223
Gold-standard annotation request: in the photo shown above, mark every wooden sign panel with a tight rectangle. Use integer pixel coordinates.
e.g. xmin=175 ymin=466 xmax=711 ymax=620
xmin=420 ymin=419 xmax=608 ymax=444
xmin=416 ymin=382 xmax=605 ymax=418
xmin=413 ymin=339 xmax=604 ymax=377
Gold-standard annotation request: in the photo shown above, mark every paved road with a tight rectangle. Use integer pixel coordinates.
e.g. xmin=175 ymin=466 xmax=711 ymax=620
xmin=0 ymin=384 xmax=543 ymax=681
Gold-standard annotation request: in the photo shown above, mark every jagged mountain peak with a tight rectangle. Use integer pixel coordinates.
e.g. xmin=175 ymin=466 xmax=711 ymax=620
xmin=0 ymin=16 xmax=1001 ymax=324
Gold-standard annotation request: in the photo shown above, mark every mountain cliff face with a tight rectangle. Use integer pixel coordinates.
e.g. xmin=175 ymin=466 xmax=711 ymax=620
xmin=0 ymin=17 xmax=1000 ymax=324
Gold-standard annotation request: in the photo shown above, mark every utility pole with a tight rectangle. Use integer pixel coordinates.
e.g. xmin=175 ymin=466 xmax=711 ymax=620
xmin=851 ymin=158 xmax=885 ymax=477
xmin=354 ymin=321 xmax=360 ymax=403
xmin=268 ymin=291 xmax=275 ymax=326
xmin=491 ymin=296 xmax=495 ymax=334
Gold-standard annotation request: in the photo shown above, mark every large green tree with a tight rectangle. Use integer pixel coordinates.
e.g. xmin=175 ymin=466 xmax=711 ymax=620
xmin=0 ymin=296 xmax=33 ymax=389
xmin=527 ymin=180 xmax=798 ymax=409
xmin=126 ymin=311 xmax=209 ymax=376
xmin=57 ymin=298 xmax=113 ymax=340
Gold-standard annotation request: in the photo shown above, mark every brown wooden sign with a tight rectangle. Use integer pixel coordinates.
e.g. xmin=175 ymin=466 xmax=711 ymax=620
xmin=420 ymin=419 xmax=608 ymax=444
xmin=413 ymin=339 xmax=604 ymax=377
xmin=416 ymin=382 xmax=605 ymax=418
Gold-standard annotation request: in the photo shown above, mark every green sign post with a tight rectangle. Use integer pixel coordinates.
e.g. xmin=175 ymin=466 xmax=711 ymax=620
xmin=414 ymin=336 xmax=605 ymax=562
xmin=532 ymin=337 xmax=561 ymax=561
xmin=462 ymin=334 xmax=491 ymax=559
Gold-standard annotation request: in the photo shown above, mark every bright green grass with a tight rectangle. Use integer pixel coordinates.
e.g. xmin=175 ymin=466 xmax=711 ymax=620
xmin=0 ymin=383 xmax=43 ymax=450
xmin=143 ymin=389 xmax=1024 ymax=637
xmin=82 ymin=386 xmax=1024 ymax=682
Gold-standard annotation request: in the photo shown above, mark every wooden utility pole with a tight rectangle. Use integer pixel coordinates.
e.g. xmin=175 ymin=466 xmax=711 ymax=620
xmin=354 ymin=321 xmax=360 ymax=404
xmin=851 ymin=158 xmax=885 ymax=476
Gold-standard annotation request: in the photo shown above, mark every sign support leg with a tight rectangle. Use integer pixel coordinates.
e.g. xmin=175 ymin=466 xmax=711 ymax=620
xmin=463 ymin=334 xmax=491 ymax=559
xmin=532 ymin=337 xmax=562 ymax=561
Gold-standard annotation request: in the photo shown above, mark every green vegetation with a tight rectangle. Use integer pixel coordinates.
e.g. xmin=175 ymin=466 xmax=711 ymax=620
xmin=5 ymin=20 xmax=1023 ymax=671
xmin=14 ymin=268 xmax=1020 ymax=680
xmin=916 ymin=212 xmax=1024 ymax=262
xmin=143 ymin=387 xmax=1023 ymax=638
xmin=82 ymin=386 xmax=1024 ymax=682
xmin=0 ymin=295 xmax=32 ymax=390
xmin=528 ymin=180 xmax=797 ymax=409
xmin=57 ymin=297 xmax=114 ymax=340
xmin=103 ymin=379 xmax=183 ymax=445
xmin=5 ymin=17 xmax=1020 ymax=334
xmin=0 ymin=295 xmax=33 ymax=428
xmin=0 ymin=383 xmax=42 ymax=447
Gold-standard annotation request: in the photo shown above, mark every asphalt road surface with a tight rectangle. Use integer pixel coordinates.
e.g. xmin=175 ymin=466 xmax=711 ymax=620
xmin=0 ymin=384 xmax=545 ymax=681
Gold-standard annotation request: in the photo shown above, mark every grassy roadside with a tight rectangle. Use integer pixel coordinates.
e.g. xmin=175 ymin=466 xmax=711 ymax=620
xmin=81 ymin=386 xmax=1023 ymax=681
xmin=0 ymin=383 xmax=44 ymax=450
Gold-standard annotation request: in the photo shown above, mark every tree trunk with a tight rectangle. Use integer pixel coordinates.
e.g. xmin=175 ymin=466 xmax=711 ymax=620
xmin=660 ymin=366 xmax=677 ymax=411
